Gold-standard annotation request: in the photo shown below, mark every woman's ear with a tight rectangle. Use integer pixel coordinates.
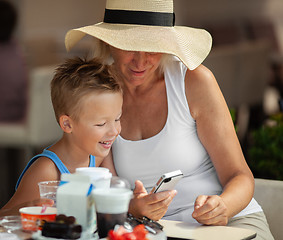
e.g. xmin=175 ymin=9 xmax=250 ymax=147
xmin=59 ymin=115 xmax=72 ymax=133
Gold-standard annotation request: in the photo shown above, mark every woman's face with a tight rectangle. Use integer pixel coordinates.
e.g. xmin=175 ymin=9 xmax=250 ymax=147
xmin=109 ymin=46 xmax=163 ymax=87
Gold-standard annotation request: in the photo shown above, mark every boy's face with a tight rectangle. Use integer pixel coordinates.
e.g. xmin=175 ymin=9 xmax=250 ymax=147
xmin=71 ymin=91 xmax=122 ymax=158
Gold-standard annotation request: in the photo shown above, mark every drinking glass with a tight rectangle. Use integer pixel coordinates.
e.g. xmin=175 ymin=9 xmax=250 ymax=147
xmin=38 ymin=180 xmax=60 ymax=207
xmin=0 ymin=215 xmax=22 ymax=233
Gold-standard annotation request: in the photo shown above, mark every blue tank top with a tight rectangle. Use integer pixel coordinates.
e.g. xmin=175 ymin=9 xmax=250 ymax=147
xmin=15 ymin=147 xmax=95 ymax=189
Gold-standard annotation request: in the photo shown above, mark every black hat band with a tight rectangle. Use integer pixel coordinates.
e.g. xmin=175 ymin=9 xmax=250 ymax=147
xmin=104 ymin=9 xmax=175 ymax=27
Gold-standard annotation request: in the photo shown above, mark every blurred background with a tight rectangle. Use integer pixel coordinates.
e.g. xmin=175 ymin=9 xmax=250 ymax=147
xmin=0 ymin=0 xmax=283 ymax=208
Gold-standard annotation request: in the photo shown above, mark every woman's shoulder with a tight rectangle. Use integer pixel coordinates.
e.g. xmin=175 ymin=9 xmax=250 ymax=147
xmin=186 ymin=64 xmax=215 ymax=85
xmin=185 ymin=64 xmax=223 ymax=119
xmin=185 ymin=64 xmax=218 ymax=99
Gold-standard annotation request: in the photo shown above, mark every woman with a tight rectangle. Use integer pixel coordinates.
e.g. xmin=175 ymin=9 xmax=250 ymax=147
xmin=65 ymin=0 xmax=274 ymax=239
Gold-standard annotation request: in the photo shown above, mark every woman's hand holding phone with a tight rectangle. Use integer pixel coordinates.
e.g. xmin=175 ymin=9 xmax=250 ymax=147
xmin=129 ymin=180 xmax=177 ymax=221
xmin=150 ymin=170 xmax=183 ymax=193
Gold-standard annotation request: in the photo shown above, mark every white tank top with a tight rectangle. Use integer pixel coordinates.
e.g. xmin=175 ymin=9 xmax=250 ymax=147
xmin=112 ymin=59 xmax=262 ymax=223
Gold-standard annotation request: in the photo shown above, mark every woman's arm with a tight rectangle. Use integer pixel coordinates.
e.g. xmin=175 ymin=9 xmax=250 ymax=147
xmin=186 ymin=65 xmax=254 ymax=226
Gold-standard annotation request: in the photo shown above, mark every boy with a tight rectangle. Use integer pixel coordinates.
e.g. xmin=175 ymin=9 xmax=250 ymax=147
xmin=1 ymin=57 xmax=122 ymax=211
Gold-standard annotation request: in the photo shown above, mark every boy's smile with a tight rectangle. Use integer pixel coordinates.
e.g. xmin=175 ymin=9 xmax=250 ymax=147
xmin=70 ymin=91 xmax=123 ymax=158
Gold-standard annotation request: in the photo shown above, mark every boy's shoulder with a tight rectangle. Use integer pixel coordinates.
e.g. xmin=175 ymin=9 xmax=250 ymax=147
xmin=27 ymin=156 xmax=61 ymax=178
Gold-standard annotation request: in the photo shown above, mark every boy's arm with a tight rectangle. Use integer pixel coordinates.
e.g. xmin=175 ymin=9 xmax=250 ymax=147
xmin=1 ymin=157 xmax=60 ymax=211
xmin=0 ymin=198 xmax=54 ymax=217
xmin=99 ymin=150 xmax=117 ymax=176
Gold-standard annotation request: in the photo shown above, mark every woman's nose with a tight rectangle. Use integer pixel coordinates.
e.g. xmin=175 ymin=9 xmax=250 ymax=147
xmin=133 ymin=51 xmax=147 ymax=68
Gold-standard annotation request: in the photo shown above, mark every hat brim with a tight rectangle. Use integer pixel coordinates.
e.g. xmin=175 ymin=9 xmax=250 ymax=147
xmin=65 ymin=22 xmax=212 ymax=70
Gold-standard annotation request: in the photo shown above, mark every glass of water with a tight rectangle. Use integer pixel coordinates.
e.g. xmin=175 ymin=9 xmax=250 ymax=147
xmin=0 ymin=215 xmax=22 ymax=233
xmin=38 ymin=180 xmax=60 ymax=207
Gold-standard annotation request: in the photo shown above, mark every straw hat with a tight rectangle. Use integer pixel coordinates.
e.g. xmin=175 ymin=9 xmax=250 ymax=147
xmin=65 ymin=0 xmax=212 ymax=70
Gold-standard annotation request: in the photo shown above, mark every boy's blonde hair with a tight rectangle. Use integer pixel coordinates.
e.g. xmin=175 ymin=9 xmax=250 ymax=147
xmin=51 ymin=57 xmax=122 ymax=123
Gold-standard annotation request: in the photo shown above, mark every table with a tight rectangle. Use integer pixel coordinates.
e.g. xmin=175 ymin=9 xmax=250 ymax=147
xmin=1 ymin=220 xmax=257 ymax=240
xmin=159 ymin=220 xmax=257 ymax=240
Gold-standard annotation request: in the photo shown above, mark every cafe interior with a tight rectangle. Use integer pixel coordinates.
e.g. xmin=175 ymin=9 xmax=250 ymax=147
xmin=0 ymin=0 xmax=283 ymax=239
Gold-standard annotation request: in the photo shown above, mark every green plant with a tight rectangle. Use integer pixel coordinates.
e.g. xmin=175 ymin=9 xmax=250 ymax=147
xmin=248 ymin=113 xmax=283 ymax=180
xmin=230 ymin=108 xmax=237 ymax=132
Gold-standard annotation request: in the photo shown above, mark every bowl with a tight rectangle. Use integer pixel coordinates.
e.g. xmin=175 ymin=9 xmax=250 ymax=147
xmin=19 ymin=206 xmax=57 ymax=231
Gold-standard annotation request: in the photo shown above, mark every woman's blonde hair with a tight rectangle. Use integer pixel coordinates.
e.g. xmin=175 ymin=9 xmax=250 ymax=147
xmin=92 ymin=39 xmax=174 ymax=76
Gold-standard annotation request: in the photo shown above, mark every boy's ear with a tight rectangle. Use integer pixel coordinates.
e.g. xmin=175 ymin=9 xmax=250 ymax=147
xmin=59 ymin=115 xmax=72 ymax=133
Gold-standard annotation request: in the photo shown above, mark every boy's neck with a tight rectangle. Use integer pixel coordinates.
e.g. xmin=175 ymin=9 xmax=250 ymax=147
xmin=48 ymin=138 xmax=91 ymax=173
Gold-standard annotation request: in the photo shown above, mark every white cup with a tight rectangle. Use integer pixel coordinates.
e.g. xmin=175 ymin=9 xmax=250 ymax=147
xmin=92 ymin=188 xmax=133 ymax=238
xmin=75 ymin=167 xmax=112 ymax=188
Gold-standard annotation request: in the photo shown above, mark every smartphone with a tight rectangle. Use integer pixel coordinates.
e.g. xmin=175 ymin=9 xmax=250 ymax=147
xmin=151 ymin=170 xmax=183 ymax=193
